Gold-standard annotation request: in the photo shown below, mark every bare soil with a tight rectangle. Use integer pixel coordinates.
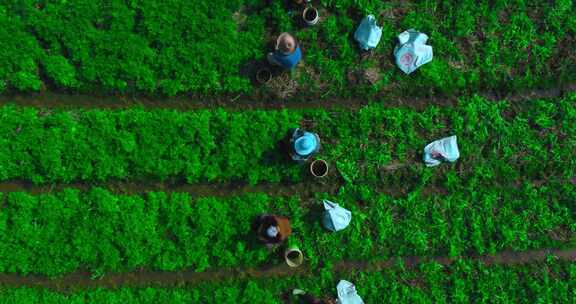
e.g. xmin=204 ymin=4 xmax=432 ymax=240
xmin=0 ymin=168 xmax=564 ymax=199
xmin=0 ymin=180 xmax=340 ymax=198
xmin=0 ymin=83 xmax=572 ymax=111
xmin=0 ymin=248 xmax=573 ymax=291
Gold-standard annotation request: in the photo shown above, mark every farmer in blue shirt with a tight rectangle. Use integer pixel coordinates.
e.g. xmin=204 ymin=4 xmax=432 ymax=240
xmin=267 ymin=32 xmax=302 ymax=70
xmin=289 ymin=128 xmax=320 ymax=162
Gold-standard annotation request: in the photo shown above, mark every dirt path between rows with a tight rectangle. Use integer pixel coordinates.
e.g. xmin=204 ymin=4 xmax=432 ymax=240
xmin=0 ymin=160 xmax=418 ymax=197
xmin=0 ymin=173 xmax=567 ymax=199
xmin=0 ymin=180 xmax=342 ymax=198
xmin=0 ymin=83 xmax=573 ymax=111
xmin=0 ymin=248 xmax=573 ymax=291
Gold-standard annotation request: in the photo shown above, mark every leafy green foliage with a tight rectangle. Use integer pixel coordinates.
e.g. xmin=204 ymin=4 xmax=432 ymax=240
xmin=0 ymin=189 xmax=284 ymax=276
xmin=0 ymin=94 xmax=574 ymax=185
xmin=0 ymin=94 xmax=573 ymax=281
xmin=0 ymin=0 xmax=264 ymax=95
xmin=0 ymin=107 xmax=301 ymax=184
xmin=0 ymin=178 xmax=573 ymax=277
xmin=0 ymin=5 xmax=43 ymax=92
xmin=271 ymin=0 xmax=576 ymax=98
xmin=0 ymin=0 xmax=574 ymax=97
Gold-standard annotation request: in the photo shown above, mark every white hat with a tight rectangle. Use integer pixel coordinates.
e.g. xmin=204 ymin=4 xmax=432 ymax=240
xmin=277 ymin=33 xmax=297 ymax=53
xmin=266 ymin=226 xmax=279 ymax=238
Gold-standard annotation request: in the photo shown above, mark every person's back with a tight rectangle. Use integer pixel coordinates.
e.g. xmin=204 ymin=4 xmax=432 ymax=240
xmin=290 ymin=289 xmax=336 ymax=304
xmin=256 ymin=215 xmax=292 ymax=246
xmin=268 ymin=33 xmax=302 ymax=70
xmin=272 ymin=45 xmax=301 ymax=69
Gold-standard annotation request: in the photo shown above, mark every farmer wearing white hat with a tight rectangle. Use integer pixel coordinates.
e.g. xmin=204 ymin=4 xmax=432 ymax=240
xmin=267 ymin=32 xmax=302 ymax=70
xmin=290 ymin=289 xmax=336 ymax=304
xmin=289 ymin=128 xmax=320 ymax=162
xmin=255 ymin=215 xmax=292 ymax=247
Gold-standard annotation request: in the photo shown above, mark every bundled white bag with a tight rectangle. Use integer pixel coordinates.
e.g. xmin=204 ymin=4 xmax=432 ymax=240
xmin=354 ymin=15 xmax=382 ymax=50
xmin=336 ymin=280 xmax=364 ymax=304
xmin=322 ymin=200 xmax=352 ymax=232
xmin=423 ymin=135 xmax=460 ymax=167
xmin=394 ymin=29 xmax=433 ymax=74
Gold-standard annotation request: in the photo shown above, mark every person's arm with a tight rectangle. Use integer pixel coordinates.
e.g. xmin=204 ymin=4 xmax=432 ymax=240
xmin=275 ymin=216 xmax=292 ymax=241
xmin=313 ymin=133 xmax=321 ymax=153
xmin=289 ymin=129 xmax=304 ymax=159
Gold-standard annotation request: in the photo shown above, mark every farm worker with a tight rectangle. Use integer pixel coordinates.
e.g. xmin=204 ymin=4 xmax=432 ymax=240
xmin=291 ymin=0 xmax=310 ymax=7
xmin=292 ymin=0 xmax=310 ymax=5
xmin=291 ymin=289 xmax=336 ymax=304
xmin=289 ymin=128 xmax=321 ymax=162
xmin=255 ymin=215 xmax=292 ymax=247
xmin=267 ymin=32 xmax=302 ymax=70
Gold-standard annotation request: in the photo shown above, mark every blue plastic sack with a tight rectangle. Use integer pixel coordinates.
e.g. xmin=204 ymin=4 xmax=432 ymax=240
xmin=354 ymin=15 xmax=382 ymax=50
xmin=337 ymin=280 xmax=364 ymax=304
xmin=423 ymin=135 xmax=460 ymax=167
xmin=322 ymin=200 xmax=352 ymax=232
xmin=394 ymin=29 xmax=433 ymax=74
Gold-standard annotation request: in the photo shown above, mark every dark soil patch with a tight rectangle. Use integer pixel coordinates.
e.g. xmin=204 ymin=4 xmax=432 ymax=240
xmin=0 ymin=180 xmax=340 ymax=199
xmin=0 ymin=248 xmax=573 ymax=291
xmin=0 ymin=83 xmax=572 ymax=112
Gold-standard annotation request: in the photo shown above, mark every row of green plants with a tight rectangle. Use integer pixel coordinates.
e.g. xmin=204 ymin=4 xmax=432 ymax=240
xmin=1 ymin=260 xmax=575 ymax=303
xmin=1 ymin=0 xmax=574 ymax=97
xmin=0 ymin=180 xmax=573 ymax=277
xmin=0 ymin=0 xmax=263 ymax=95
xmin=0 ymin=94 xmax=573 ymax=185
xmin=284 ymin=0 xmax=576 ymax=98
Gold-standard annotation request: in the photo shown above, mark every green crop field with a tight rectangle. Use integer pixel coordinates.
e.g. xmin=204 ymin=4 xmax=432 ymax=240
xmin=1 ymin=0 xmax=574 ymax=97
xmin=0 ymin=0 xmax=574 ymax=303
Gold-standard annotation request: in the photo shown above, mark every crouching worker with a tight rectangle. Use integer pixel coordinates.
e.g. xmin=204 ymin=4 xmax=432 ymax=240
xmin=289 ymin=128 xmax=320 ymax=163
xmin=254 ymin=215 xmax=292 ymax=248
xmin=290 ymin=289 xmax=336 ymax=304
xmin=267 ymin=32 xmax=302 ymax=70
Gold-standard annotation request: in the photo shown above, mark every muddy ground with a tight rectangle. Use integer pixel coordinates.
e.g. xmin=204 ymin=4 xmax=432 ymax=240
xmin=0 ymin=82 xmax=572 ymax=111
xmin=0 ymin=247 xmax=573 ymax=291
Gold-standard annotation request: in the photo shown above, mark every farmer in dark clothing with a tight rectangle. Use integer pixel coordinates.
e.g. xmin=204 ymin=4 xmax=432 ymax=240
xmin=287 ymin=289 xmax=336 ymax=304
xmin=267 ymin=32 xmax=302 ymax=70
xmin=299 ymin=294 xmax=336 ymax=304
xmin=255 ymin=215 xmax=292 ymax=248
xmin=289 ymin=128 xmax=320 ymax=163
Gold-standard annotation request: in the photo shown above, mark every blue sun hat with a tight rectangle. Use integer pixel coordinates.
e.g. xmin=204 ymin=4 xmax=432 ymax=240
xmin=294 ymin=132 xmax=319 ymax=156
